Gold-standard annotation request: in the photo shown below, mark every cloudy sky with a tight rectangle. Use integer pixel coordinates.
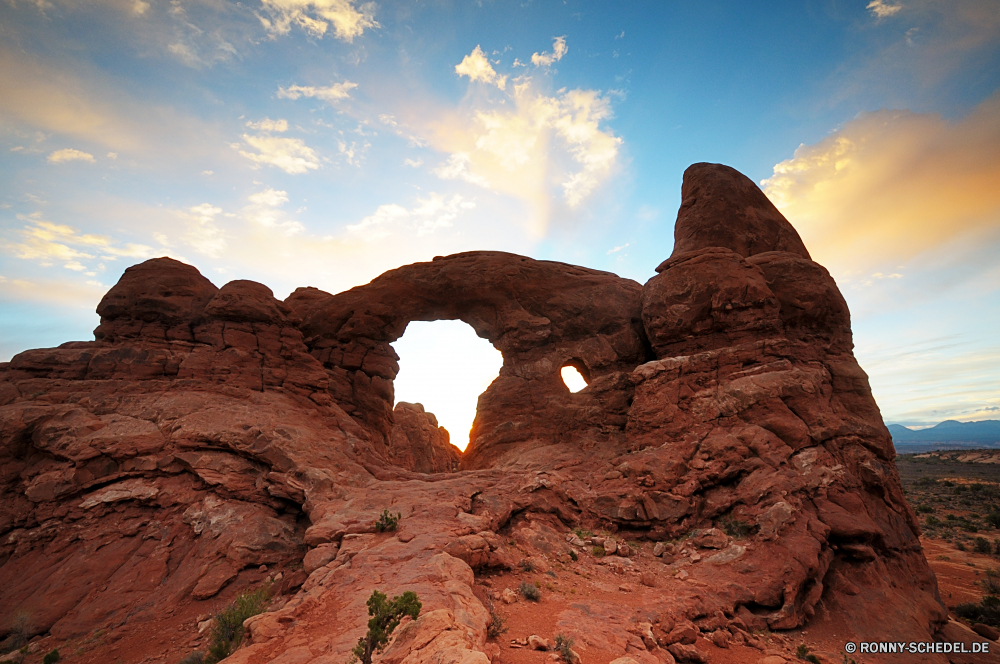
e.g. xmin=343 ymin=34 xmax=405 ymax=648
xmin=2 ymin=0 xmax=999 ymax=445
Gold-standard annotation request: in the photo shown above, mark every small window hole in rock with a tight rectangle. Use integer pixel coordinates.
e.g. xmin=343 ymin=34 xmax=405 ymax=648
xmin=560 ymin=361 xmax=589 ymax=393
xmin=391 ymin=320 xmax=504 ymax=451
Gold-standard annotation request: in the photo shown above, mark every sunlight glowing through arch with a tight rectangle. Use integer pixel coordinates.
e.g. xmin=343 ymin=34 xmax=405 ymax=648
xmin=391 ymin=320 xmax=504 ymax=451
xmin=561 ymin=365 xmax=588 ymax=393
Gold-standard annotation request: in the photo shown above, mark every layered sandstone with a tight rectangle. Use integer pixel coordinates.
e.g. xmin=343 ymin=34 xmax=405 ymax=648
xmin=0 ymin=163 xmax=962 ymax=663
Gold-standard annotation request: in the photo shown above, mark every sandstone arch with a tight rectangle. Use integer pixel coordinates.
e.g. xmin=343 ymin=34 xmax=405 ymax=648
xmin=284 ymin=251 xmax=651 ymax=469
xmin=0 ymin=163 xmax=955 ymax=664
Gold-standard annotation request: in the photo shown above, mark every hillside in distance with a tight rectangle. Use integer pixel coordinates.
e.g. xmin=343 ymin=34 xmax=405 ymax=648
xmin=889 ymin=420 xmax=1000 ymax=451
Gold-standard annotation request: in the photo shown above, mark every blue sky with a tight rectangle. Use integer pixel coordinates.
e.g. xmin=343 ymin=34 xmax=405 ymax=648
xmin=2 ymin=0 xmax=999 ymax=443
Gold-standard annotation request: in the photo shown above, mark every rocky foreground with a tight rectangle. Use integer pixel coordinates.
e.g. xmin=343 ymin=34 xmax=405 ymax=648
xmin=1 ymin=164 xmax=989 ymax=664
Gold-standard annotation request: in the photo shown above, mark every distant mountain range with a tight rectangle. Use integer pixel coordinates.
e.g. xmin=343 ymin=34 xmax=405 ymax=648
xmin=888 ymin=420 xmax=1000 ymax=449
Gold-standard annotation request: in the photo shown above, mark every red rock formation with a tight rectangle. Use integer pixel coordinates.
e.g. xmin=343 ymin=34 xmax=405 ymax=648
xmin=0 ymin=164 xmax=961 ymax=663
xmin=388 ymin=402 xmax=461 ymax=473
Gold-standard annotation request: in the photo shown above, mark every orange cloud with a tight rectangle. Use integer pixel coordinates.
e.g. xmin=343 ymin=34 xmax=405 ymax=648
xmin=762 ymin=94 xmax=1000 ymax=280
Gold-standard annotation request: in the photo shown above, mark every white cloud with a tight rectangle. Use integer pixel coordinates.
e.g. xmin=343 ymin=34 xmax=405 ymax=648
xmin=531 ymin=36 xmax=568 ymax=67
xmin=243 ymin=190 xmax=304 ymax=235
xmin=403 ymin=158 xmax=423 ymax=168
xmin=347 ymin=194 xmax=475 ymax=241
xmin=433 ymin=153 xmax=490 ymax=187
xmin=1 ymin=215 xmax=154 ymax=267
xmin=455 ymin=45 xmax=507 ymax=90
xmin=237 ymin=134 xmax=321 ymax=174
xmin=248 ymin=188 xmax=289 ymax=207
xmin=246 ymin=118 xmax=289 ymax=132
xmin=607 ymin=243 xmax=628 ymax=254
xmin=180 ymin=204 xmax=228 ymax=257
xmin=258 ymin=0 xmax=377 ymax=41
xmin=277 ymin=81 xmax=358 ymax=102
xmin=48 ymin=148 xmax=95 ymax=164
xmin=64 ymin=261 xmax=87 ymax=271
xmin=867 ymin=0 xmax=904 ymax=19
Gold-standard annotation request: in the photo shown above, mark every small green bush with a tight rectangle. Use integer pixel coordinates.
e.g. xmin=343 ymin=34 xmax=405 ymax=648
xmin=957 ymin=541 xmax=967 ymax=551
xmin=519 ymin=581 xmax=540 ymax=602
xmin=179 ymin=653 xmax=205 ymax=664
xmin=352 ymin=590 xmax=421 ymax=664
xmin=591 ymin=546 xmax=605 ymax=557
xmin=795 ymin=643 xmax=819 ymax=664
xmin=987 ymin=512 xmax=1000 ymax=529
xmin=926 ymin=516 xmax=941 ymax=527
xmin=42 ymin=650 xmax=60 ymax=664
xmin=554 ymin=634 xmax=575 ymax=662
xmin=375 ymin=509 xmax=401 ymax=533
xmin=486 ymin=598 xmax=507 ymax=639
xmin=203 ymin=586 xmax=270 ymax=664
xmin=519 ymin=558 xmax=535 ymax=572
xmin=915 ymin=504 xmax=934 ymax=514
xmin=975 ymin=538 xmax=993 ymax=555
xmin=569 ymin=550 xmax=578 ymax=562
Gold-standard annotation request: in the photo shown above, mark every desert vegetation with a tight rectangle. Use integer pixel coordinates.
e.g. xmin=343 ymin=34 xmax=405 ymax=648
xmin=351 ymin=590 xmax=421 ymax=664
xmin=375 ymin=509 xmax=402 ymax=532
xmin=897 ymin=452 xmax=1000 ymax=554
xmin=200 ymin=585 xmax=270 ymax=663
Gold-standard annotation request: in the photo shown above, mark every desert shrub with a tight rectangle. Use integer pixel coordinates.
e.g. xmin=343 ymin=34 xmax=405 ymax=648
xmin=718 ymin=515 xmax=753 ymax=539
xmin=554 ymin=634 xmax=575 ymax=662
xmin=375 ymin=509 xmax=401 ymax=533
xmin=203 ymin=586 xmax=270 ymax=664
xmin=573 ymin=528 xmax=593 ymax=539
xmin=569 ymin=550 xmax=578 ymax=562
xmin=485 ymin=598 xmax=507 ymax=639
xmin=954 ymin=596 xmax=1000 ymax=628
xmin=179 ymin=653 xmax=205 ymax=664
xmin=1 ymin=610 xmax=31 ymax=654
xmin=351 ymin=590 xmax=421 ymax=664
xmin=795 ymin=643 xmax=820 ymax=664
xmin=914 ymin=504 xmax=934 ymax=514
xmin=42 ymin=650 xmax=60 ymax=664
xmin=591 ymin=546 xmax=605 ymax=557
xmin=981 ymin=569 xmax=1000 ymax=595
xmin=519 ymin=581 xmax=540 ymax=602
xmin=916 ymin=477 xmax=938 ymax=486
xmin=957 ymin=541 xmax=967 ymax=551
xmin=988 ymin=512 xmax=1000 ymax=529
xmin=975 ymin=538 xmax=993 ymax=555
xmin=926 ymin=515 xmax=941 ymax=527
xmin=519 ymin=558 xmax=535 ymax=573
xmin=995 ymin=540 xmax=1000 ymax=556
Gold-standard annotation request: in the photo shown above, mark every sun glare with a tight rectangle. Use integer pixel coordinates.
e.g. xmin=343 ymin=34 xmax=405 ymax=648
xmin=391 ymin=320 xmax=504 ymax=451
xmin=561 ymin=365 xmax=588 ymax=393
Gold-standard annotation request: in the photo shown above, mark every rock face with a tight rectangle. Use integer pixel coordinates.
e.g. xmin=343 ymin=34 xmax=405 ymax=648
xmin=388 ymin=402 xmax=461 ymax=473
xmin=0 ymin=163 xmax=954 ymax=663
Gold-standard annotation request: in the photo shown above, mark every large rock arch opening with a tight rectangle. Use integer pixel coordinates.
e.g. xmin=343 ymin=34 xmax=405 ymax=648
xmin=285 ymin=251 xmax=652 ymax=469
